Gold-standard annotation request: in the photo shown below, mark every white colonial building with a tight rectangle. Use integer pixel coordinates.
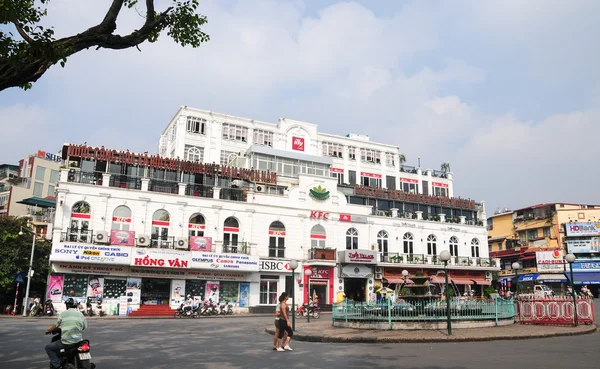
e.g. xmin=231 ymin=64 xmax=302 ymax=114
xmin=47 ymin=107 xmax=497 ymax=315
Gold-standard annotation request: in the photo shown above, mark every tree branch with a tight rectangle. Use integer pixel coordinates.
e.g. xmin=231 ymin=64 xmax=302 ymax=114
xmin=90 ymin=0 xmax=126 ymax=34
xmin=146 ymin=0 xmax=156 ymax=23
xmin=13 ymin=20 xmax=34 ymax=44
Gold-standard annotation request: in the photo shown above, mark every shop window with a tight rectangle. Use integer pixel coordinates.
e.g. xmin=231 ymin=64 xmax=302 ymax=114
xmin=189 ymin=213 xmax=206 ymax=237
xmin=449 ymin=236 xmax=459 ymax=256
xmin=346 ymin=228 xmax=359 ymax=250
xmin=103 ymin=279 xmax=127 ymax=300
xmin=223 ymin=217 xmax=239 ymax=253
xmin=268 ymin=221 xmax=286 ymax=258
xmin=62 ymin=275 xmax=88 ymax=299
xmin=427 ymin=234 xmax=437 ymax=256
xmin=403 ymin=232 xmax=414 ymax=255
xmin=220 ymin=282 xmax=240 ymax=303
xmin=310 ymin=224 xmax=326 ymax=248
xmin=111 ymin=205 xmax=131 ymax=231
xmin=151 ymin=209 xmax=170 ymax=247
xmin=260 ymin=276 xmax=278 ymax=305
xmin=471 ymin=238 xmax=480 ymax=258
xmin=185 ymin=280 xmax=206 ymax=301
xmin=377 ymin=230 xmax=388 ymax=257
xmin=69 ymin=201 xmax=91 ymax=242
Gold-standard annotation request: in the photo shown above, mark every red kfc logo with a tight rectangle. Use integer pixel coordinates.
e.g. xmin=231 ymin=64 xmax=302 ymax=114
xmin=292 ymin=136 xmax=305 ymax=151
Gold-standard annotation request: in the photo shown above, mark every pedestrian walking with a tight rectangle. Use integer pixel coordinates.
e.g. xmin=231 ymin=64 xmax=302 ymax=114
xmin=275 ymin=292 xmax=293 ymax=352
xmin=272 ymin=301 xmax=287 ymax=350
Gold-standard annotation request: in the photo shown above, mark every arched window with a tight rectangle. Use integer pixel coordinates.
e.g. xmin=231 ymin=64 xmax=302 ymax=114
xmin=223 ymin=217 xmax=239 ymax=253
xmin=310 ymin=225 xmax=326 ymax=248
xmin=151 ymin=209 xmax=170 ymax=247
xmin=471 ymin=238 xmax=480 ymax=258
xmin=111 ymin=206 xmax=131 ymax=231
xmin=185 ymin=146 xmax=203 ymax=162
xmin=346 ymin=228 xmax=359 ymax=250
xmin=449 ymin=236 xmax=459 ymax=257
xmin=403 ymin=232 xmax=414 ymax=255
xmin=69 ymin=201 xmax=91 ymax=242
xmin=269 ymin=221 xmax=286 ymax=258
xmin=377 ymin=230 xmax=388 ymax=257
xmin=426 ymin=234 xmax=437 ymax=256
xmin=188 ymin=213 xmax=205 ymax=237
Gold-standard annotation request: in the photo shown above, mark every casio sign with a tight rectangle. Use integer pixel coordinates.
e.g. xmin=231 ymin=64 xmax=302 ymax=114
xmin=260 ymin=260 xmax=289 ymax=271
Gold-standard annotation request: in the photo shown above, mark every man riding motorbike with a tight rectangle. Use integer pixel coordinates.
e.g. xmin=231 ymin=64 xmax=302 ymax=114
xmin=45 ymin=298 xmax=88 ymax=369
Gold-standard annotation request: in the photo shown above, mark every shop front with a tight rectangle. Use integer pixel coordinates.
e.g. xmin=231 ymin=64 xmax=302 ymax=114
xmin=303 ymin=266 xmax=335 ymax=304
xmin=258 ymin=259 xmax=293 ymax=306
xmin=571 ymin=259 xmax=600 ymax=297
xmin=338 ymin=250 xmax=377 ymax=302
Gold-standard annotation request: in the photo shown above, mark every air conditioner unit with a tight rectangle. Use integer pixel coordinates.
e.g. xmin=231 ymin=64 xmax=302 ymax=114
xmin=375 ymin=267 xmax=382 ymax=273
xmin=137 ymin=235 xmax=150 ymax=247
xmin=231 ymin=179 xmax=247 ymax=188
xmin=485 ymin=271 xmax=493 ymax=281
xmin=175 ymin=238 xmax=188 ymax=250
xmin=377 ymin=211 xmax=386 ymax=216
xmin=255 ymin=185 xmax=265 ymax=193
xmin=375 ymin=272 xmax=383 ymax=280
xmin=94 ymin=231 xmax=109 ymax=244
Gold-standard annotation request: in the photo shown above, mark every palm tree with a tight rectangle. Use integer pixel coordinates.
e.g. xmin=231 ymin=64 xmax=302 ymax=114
xmin=440 ymin=162 xmax=451 ymax=173
xmin=399 ymin=154 xmax=406 ymax=170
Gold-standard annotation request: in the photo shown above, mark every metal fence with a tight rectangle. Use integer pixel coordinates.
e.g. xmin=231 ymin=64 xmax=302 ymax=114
xmin=333 ymin=297 xmax=515 ymax=326
xmin=517 ymin=296 xmax=595 ymax=325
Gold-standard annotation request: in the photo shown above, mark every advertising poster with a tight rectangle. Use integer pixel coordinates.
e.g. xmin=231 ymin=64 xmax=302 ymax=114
xmin=205 ymin=281 xmax=220 ymax=303
xmin=239 ymin=283 xmax=249 ymax=308
xmin=565 ymin=222 xmax=600 ymax=237
xmin=170 ymin=279 xmax=186 ymax=306
xmin=110 ymin=230 xmax=135 ymax=246
xmin=189 ymin=236 xmax=212 ymax=251
xmin=126 ymin=278 xmax=141 ymax=305
xmin=190 ymin=252 xmax=259 ymax=271
xmin=567 ymin=238 xmax=600 ymax=253
xmin=536 ymin=251 xmax=565 ymax=272
xmin=46 ymin=275 xmax=64 ymax=302
xmin=87 ymin=276 xmax=104 ymax=299
xmin=50 ymin=243 xmax=132 ymax=265
xmin=118 ymin=296 xmax=128 ymax=316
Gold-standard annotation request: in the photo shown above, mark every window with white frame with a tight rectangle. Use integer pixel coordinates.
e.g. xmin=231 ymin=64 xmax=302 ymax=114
xmin=330 ymin=171 xmax=344 ymax=185
xmin=222 ymin=123 xmax=248 ymax=142
xmin=268 ymin=221 xmax=286 ymax=258
xmin=377 ymin=230 xmax=388 ymax=257
xmin=170 ymin=124 xmax=176 ymax=141
xmin=322 ymin=142 xmax=343 ymax=158
xmin=403 ymin=232 xmax=414 ymax=254
xmin=385 ymin=153 xmax=395 ymax=167
xmin=426 ymin=234 xmax=437 ymax=256
xmin=449 ymin=236 xmax=459 ymax=257
xmin=434 ymin=187 xmax=449 ymax=197
xmin=253 ymin=129 xmax=273 ymax=147
xmin=361 ymin=175 xmax=382 ymax=188
xmin=346 ymin=228 xmax=359 ymax=250
xmin=471 ymin=238 xmax=480 ymax=258
xmin=185 ymin=146 xmax=204 ymax=162
xmin=348 ymin=146 xmax=356 ymax=160
xmin=186 ymin=116 xmax=206 ymax=134
xmin=220 ymin=151 xmax=236 ymax=166
xmin=310 ymin=225 xmax=326 ymax=248
xmin=360 ymin=148 xmax=381 ymax=164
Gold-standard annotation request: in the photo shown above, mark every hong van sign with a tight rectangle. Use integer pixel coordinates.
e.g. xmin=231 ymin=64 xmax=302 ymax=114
xmin=50 ymin=243 xmax=131 ymax=265
xmin=131 ymin=248 xmax=191 ymax=269
xmin=565 ymin=222 xmax=600 ymax=237
xmin=191 ymin=252 xmax=259 ymax=272
xmin=340 ymin=250 xmax=378 ymax=264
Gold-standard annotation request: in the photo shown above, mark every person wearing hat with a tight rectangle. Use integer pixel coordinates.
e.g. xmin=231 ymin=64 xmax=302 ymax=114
xmin=44 ymin=298 xmax=88 ymax=369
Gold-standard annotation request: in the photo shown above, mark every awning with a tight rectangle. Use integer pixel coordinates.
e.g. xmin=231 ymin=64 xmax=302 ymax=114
xmin=384 ymin=278 xmax=412 ymax=285
xmin=451 ymin=278 xmax=473 ymax=285
xmin=519 ymin=255 xmax=536 ymax=261
xmin=470 ymin=279 xmax=492 ymax=286
xmin=308 ymin=280 xmax=328 ymax=286
xmin=16 ymin=196 xmax=56 ymax=208
xmin=536 ymin=274 xmax=567 ymax=283
xmin=572 ymin=272 xmax=600 ymax=285
xmin=518 ymin=273 xmax=539 ymax=282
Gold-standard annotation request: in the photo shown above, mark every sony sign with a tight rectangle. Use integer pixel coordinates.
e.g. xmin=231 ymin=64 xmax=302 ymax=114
xmin=259 ymin=259 xmax=291 ymax=272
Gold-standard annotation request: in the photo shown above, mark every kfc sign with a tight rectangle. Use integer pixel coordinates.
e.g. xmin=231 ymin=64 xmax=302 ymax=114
xmin=340 ymin=250 xmax=378 ymax=264
xmin=292 ymin=136 xmax=305 ymax=151
xmin=310 ymin=211 xmax=329 ymax=220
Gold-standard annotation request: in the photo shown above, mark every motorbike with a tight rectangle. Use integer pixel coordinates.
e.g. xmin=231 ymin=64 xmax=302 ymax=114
xmin=85 ymin=303 xmax=94 ymax=317
xmin=45 ymin=300 xmax=55 ymax=317
xmin=174 ymin=303 xmax=199 ymax=318
xmin=221 ymin=300 xmax=233 ymax=315
xmin=29 ymin=303 xmax=43 ymax=317
xmin=295 ymin=303 xmax=320 ymax=319
xmin=96 ymin=300 xmax=106 ymax=317
xmin=46 ymin=328 xmax=95 ymax=369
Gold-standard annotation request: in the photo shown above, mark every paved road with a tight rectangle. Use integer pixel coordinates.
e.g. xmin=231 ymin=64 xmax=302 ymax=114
xmin=0 ymin=315 xmax=598 ymax=369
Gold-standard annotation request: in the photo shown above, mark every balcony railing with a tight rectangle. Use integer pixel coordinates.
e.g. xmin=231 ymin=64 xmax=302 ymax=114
xmin=185 ymin=184 xmax=214 ymax=198
xmin=378 ymin=254 xmax=499 ymax=268
xmin=109 ymin=174 xmax=142 ymax=190
xmin=222 ymin=242 xmax=251 ymax=255
xmin=149 ymin=180 xmax=178 ymax=194
xmin=309 ymin=248 xmax=336 ymax=261
xmin=60 ymin=228 xmax=94 ymax=243
xmin=150 ymin=235 xmax=176 ymax=248
xmin=220 ymin=187 xmax=246 ymax=202
xmin=69 ymin=171 xmax=104 ymax=185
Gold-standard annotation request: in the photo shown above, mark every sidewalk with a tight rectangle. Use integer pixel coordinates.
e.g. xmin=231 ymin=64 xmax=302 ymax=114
xmin=0 ymin=313 xmax=277 ymax=320
xmin=266 ymin=318 xmax=598 ymax=343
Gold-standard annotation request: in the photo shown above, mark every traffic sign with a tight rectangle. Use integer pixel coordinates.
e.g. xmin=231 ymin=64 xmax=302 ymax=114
xmin=14 ymin=273 xmax=25 ymax=284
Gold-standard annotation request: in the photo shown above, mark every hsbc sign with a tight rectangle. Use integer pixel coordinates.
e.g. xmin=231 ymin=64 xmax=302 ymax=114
xmin=259 ymin=259 xmax=291 ymax=272
xmin=292 ymin=136 xmax=305 ymax=151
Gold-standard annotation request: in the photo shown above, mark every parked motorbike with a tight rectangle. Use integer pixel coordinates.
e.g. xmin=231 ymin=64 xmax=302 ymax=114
xmin=45 ymin=300 xmax=55 ymax=317
xmin=96 ymin=299 xmax=106 ymax=317
xmin=223 ymin=300 xmax=233 ymax=315
xmin=295 ymin=303 xmax=320 ymax=319
xmin=29 ymin=303 xmax=43 ymax=317
xmin=174 ymin=303 xmax=199 ymax=318
xmin=85 ymin=302 xmax=94 ymax=317
xmin=45 ymin=328 xmax=95 ymax=369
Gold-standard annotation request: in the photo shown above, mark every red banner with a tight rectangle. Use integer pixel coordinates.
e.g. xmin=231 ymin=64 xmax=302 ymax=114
xmin=112 ymin=217 xmax=131 ymax=223
xmin=400 ymin=177 xmax=418 ymax=184
xmin=292 ymin=136 xmax=305 ymax=151
xmin=110 ymin=230 xmax=135 ymax=246
xmin=432 ymin=182 xmax=449 ymax=188
xmin=189 ymin=236 xmax=212 ymax=251
xmin=188 ymin=224 xmax=206 ymax=230
xmin=360 ymin=172 xmax=382 ymax=179
xmin=329 ymin=168 xmax=344 ymax=173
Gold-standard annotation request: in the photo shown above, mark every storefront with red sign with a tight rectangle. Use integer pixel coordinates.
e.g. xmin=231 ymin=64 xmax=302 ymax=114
xmin=303 ymin=265 xmax=334 ymax=304
xmin=338 ymin=249 xmax=378 ymax=302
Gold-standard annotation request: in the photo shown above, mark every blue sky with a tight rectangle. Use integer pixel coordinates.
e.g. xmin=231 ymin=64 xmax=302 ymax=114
xmin=1 ymin=0 xmax=599 ymax=214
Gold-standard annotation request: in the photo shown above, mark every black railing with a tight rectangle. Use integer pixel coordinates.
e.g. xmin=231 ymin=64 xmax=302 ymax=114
xmin=149 ymin=180 xmax=179 ymax=194
xmin=109 ymin=174 xmax=142 ymax=190
xmin=455 ymin=256 xmax=470 ymax=266
xmin=309 ymin=248 xmax=337 ymax=261
xmin=186 ymin=184 xmax=214 ymax=198
xmin=405 ymin=254 xmax=426 ymax=264
xmin=220 ymin=187 xmax=246 ymax=202
xmin=61 ymin=228 xmax=94 ymax=243
xmin=150 ymin=235 xmax=176 ymax=248
xmin=67 ymin=170 xmax=103 ymax=185
xmin=222 ymin=242 xmax=251 ymax=255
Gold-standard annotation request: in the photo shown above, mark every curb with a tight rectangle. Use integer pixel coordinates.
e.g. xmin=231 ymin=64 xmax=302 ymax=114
xmin=264 ymin=324 xmax=598 ymax=343
xmin=0 ymin=313 xmax=277 ymax=320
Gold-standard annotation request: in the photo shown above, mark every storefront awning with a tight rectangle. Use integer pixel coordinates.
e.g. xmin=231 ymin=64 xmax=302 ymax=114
xmin=451 ymin=278 xmax=473 ymax=285
xmin=518 ymin=273 xmax=538 ymax=282
xmin=17 ymin=196 xmax=56 ymax=208
xmin=536 ymin=274 xmax=567 ymax=283
xmin=572 ymin=272 xmax=600 ymax=285
xmin=470 ymin=279 xmax=491 ymax=285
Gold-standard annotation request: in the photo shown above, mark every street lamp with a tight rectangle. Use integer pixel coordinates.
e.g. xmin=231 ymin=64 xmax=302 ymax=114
xmin=565 ymin=253 xmax=578 ymax=327
xmin=439 ymin=250 xmax=452 ymax=336
xmin=401 ymin=270 xmax=409 ymax=292
xmin=289 ymin=260 xmax=299 ymax=331
xmin=304 ymin=268 xmax=313 ymax=323
xmin=18 ymin=227 xmax=37 ymax=317
xmin=512 ymin=262 xmax=522 ymax=297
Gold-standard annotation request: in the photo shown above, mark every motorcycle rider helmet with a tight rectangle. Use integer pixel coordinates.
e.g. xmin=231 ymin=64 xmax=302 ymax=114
xmin=64 ymin=298 xmax=76 ymax=309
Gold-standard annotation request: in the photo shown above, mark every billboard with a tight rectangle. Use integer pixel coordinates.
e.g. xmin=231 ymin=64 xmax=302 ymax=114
xmin=565 ymin=222 xmax=600 ymax=237
xmin=536 ymin=250 xmax=565 ymax=272
xmin=567 ymin=238 xmax=600 ymax=253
